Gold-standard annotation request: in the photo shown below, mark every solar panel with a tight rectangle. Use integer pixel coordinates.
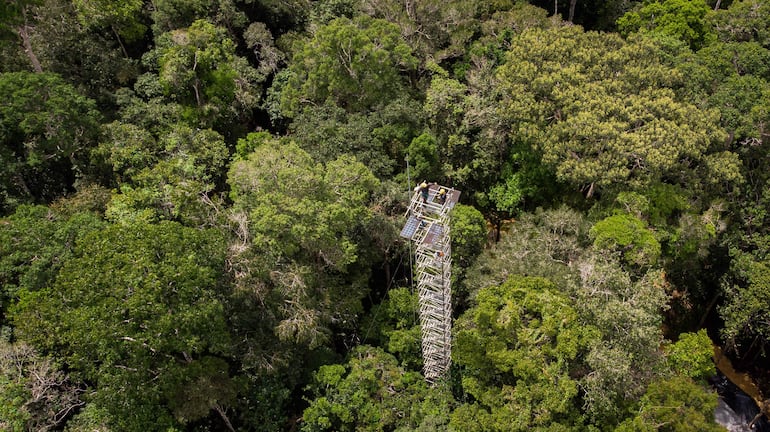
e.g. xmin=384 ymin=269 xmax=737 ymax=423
xmin=400 ymin=215 xmax=420 ymax=239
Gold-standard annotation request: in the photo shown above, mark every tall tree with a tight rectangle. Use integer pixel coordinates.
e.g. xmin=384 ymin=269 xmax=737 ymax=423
xmin=460 ymin=207 xmax=672 ymax=427
xmin=289 ymin=97 xmax=424 ymax=179
xmin=0 ymin=340 xmax=84 ymax=431
xmin=495 ymin=26 xmax=734 ymax=200
xmin=710 ymin=0 xmax=770 ymax=46
xmin=0 ymin=72 xmax=101 ymax=213
xmin=615 ymin=376 xmax=723 ymax=432
xmin=153 ymin=19 xmax=263 ymax=134
xmin=277 ymin=15 xmax=418 ymax=118
xmin=720 ymin=255 xmax=770 ymax=363
xmin=419 ymin=5 xmax=558 ymax=217
xmin=617 ymin=0 xmax=717 ymax=50
xmin=71 ymin=0 xmax=146 ymax=55
xmin=0 ymin=0 xmax=43 ymax=72
xmin=12 ymin=221 xmax=237 ymax=430
xmin=452 ymin=275 xmax=594 ymax=431
xmin=302 ymin=346 xmax=452 ymax=431
xmin=16 ymin=0 xmax=139 ymax=109
xmin=0 ymin=205 xmax=105 ymax=329
xmin=359 ymin=0 xmax=482 ymax=61
xmin=100 ymin=122 xmax=229 ymax=225
xmin=227 ymin=135 xmax=382 ymax=349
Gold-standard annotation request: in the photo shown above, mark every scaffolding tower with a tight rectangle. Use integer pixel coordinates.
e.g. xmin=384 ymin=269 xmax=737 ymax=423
xmin=400 ymin=184 xmax=460 ymax=383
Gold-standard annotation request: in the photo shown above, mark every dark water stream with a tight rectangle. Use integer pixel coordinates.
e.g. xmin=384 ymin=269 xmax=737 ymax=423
xmin=711 ymin=374 xmax=770 ymax=432
xmin=713 ymin=346 xmax=770 ymax=431
xmin=712 ymin=374 xmax=770 ymax=431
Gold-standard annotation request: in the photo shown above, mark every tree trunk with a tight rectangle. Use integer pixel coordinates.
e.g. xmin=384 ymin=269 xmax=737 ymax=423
xmin=17 ymin=6 xmax=42 ymax=73
xmin=554 ymin=0 xmax=558 ymax=16
xmin=714 ymin=0 xmax=722 ymax=10
xmin=18 ymin=24 xmax=42 ymax=73
xmin=111 ymin=25 xmax=129 ymax=58
xmin=384 ymin=261 xmax=391 ymax=290
xmin=569 ymin=0 xmax=578 ymax=22
xmin=213 ymin=404 xmax=236 ymax=432
xmin=13 ymin=173 xmax=33 ymax=198
xmin=698 ymin=291 xmax=721 ymax=329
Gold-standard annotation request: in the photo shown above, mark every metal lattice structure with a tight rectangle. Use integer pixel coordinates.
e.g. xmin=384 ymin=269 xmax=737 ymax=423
xmin=400 ymin=184 xmax=460 ymax=383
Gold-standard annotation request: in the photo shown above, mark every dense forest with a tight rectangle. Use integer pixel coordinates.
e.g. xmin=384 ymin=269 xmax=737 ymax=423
xmin=1 ymin=0 xmax=770 ymax=430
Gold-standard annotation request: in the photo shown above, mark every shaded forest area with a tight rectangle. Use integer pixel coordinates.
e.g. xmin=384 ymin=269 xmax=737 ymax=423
xmin=1 ymin=0 xmax=770 ymax=430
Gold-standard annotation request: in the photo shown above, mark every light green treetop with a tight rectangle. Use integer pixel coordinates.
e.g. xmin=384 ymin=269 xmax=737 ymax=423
xmin=72 ymin=0 xmax=146 ymax=41
xmin=496 ymin=26 xmax=731 ymax=197
xmin=617 ymin=0 xmax=717 ymax=50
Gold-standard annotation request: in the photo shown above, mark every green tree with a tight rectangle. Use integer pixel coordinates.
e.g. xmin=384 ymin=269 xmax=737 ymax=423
xmin=419 ymin=10 xmax=559 ymax=218
xmin=544 ymin=86 xmax=723 ymax=194
xmin=462 ymin=207 xmax=588 ymax=293
xmin=706 ymin=2 xmax=770 ymax=366
xmin=406 ymin=133 xmax=442 ymax=182
xmin=711 ymin=0 xmax=770 ymax=46
xmin=149 ymin=0 xmax=252 ymax=36
xmin=360 ymin=287 xmax=422 ymax=369
xmin=422 ymin=65 xmax=526 ymax=216
xmin=19 ymin=0 xmax=139 ymax=107
xmin=460 ymin=208 xmax=671 ymax=427
xmin=676 ymin=39 xmax=770 ymax=149
xmin=94 ymin=121 xmax=158 ymax=185
xmin=227 ymin=137 xmax=381 ymax=348
xmin=0 ymin=72 xmax=101 ymax=213
xmin=101 ymin=122 xmax=229 ymax=225
xmin=617 ymin=0 xmax=717 ymax=50
xmin=278 ymin=15 xmax=418 ymax=118
xmin=496 ymin=26 xmax=733 ymax=199
xmin=590 ymin=213 xmax=661 ymax=268
xmin=665 ymin=329 xmax=716 ymax=381
xmin=452 ymin=275 xmax=596 ymax=431
xmin=588 ymin=187 xmax=725 ymax=334
xmin=308 ymin=0 xmax=358 ymax=28
xmin=112 ymin=74 xmax=186 ymax=135
xmin=359 ymin=0 xmax=480 ymax=61
xmin=574 ymin=258 xmax=669 ymax=425
xmin=72 ymin=0 xmax=146 ymax=45
xmin=12 ymin=221 xmax=237 ymax=430
xmin=243 ymin=21 xmax=285 ymax=77
xmin=710 ymin=74 xmax=770 ymax=144
xmin=449 ymin=204 xmax=488 ymax=271
xmin=0 ymin=0 xmax=43 ymax=72
xmin=720 ymin=255 xmax=770 ymax=358
xmin=112 ymin=18 xmax=263 ymax=142
xmin=153 ymin=19 xmax=263 ymax=132
xmin=0 ymin=340 xmax=84 ymax=431
xmin=615 ymin=376 xmax=722 ymax=432
xmin=157 ymin=19 xmax=236 ymax=107
xmin=0 ymin=205 xmax=105 ymax=328
xmin=290 ymin=97 xmax=424 ymax=179
xmin=302 ymin=346 xmax=451 ymax=431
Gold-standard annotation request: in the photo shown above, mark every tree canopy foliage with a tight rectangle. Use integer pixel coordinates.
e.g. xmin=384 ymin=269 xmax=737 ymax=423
xmin=2 ymin=0 xmax=770 ymax=430
xmin=11 ymin=221 xmax=233 ymax=429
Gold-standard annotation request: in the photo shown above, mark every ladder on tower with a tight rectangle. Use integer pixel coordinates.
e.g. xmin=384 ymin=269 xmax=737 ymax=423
xmin=400 ymin=184 xmax=460 ymax=383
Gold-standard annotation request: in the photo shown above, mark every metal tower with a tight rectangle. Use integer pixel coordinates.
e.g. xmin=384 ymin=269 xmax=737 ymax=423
xmin=400 ymin=184 xmax=460 ymax=383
